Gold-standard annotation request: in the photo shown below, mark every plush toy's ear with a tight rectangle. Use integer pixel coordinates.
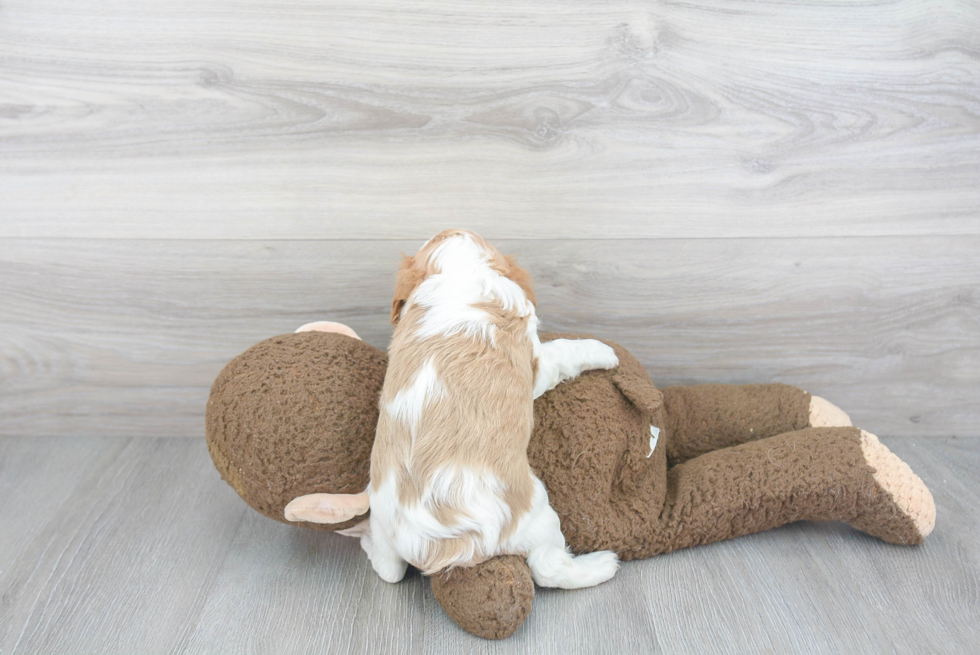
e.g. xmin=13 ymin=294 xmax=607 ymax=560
xmin=294 ymin=321 xmax=361 ymax=340
xmin=284 ymin=492 xmax=370 ymax=524
xmin=391 ymin=254 xmax=425 ymax=325
xmin=610 ymin=345 xmax=663 ymax=418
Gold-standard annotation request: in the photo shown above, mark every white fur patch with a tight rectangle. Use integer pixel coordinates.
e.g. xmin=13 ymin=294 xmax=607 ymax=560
xmin=532 ymin=337 xmax=619 ymax=399
xmin=408 ymin=234 xmax=533 ymax=342
xmin=370 ymin=467 xmax=513 ymax=570
xmin=386 ymin=358 xmax=446 ymax=438
xmin=504 ymin=476 xmax=619 ymax=588
xmin=369 ymin=468 xmax=618 ymax=586
xmin=527 ymin=313 xmax=541 ymax=356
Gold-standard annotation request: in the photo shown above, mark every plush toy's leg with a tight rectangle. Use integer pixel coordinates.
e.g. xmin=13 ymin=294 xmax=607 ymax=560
xmin=430 ymin=556 xmax=535 ymax=640
xmin=637 ymin=426 xmax=935 ymax=556
xmin=660 ymin=384 xmax=850 ymax=464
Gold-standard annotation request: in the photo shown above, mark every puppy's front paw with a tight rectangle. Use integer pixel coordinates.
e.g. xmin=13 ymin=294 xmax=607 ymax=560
xmin=580 ymin=340 xmax=619 ymax=371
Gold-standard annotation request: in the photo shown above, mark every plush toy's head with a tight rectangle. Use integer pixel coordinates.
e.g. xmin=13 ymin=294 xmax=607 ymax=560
xmin=205 ymin=330 xmax=386 ymax=532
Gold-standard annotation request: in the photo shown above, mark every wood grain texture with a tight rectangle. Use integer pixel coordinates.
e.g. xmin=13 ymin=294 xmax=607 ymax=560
xmin=0 ymin=438 xmax=248 ymax=654
xmin=0 ymin=436 xmax=976 ymax=653
xmin=2 ymin=236 xmax=977 ymax=439
xmin=1 ymin=0 xmax=978 ymax=239
xmin=1 ymin=1 xmax=976 ymax=650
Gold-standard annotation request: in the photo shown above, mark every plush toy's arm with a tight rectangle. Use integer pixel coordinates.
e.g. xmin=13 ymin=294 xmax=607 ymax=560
xmin=660 ymin=383 xmax=850 ymax=464
xmin=429 ymin=556 xmax=535 ymax=640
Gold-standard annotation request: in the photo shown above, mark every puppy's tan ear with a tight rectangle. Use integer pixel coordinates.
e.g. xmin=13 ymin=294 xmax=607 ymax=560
xmin=391 ymin=254 xmax=424 ymax=325
xmin=504 ymin=255 xmax=536 ymax=306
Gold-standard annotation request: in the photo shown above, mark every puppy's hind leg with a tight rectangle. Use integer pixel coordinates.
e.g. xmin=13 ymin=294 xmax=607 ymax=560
xmin=509 ymin=478 xmax=618 ymax=589
xmin=360 ymin=517 xmax=408 ymax=584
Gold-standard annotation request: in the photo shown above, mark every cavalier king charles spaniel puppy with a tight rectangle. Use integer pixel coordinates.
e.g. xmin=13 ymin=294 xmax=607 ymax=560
xmin=286 ymin=229 xmax=620 ymax=589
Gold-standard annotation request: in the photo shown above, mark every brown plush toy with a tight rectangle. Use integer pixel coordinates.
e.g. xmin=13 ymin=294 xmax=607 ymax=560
xmin=206 ymin=322 xmax=936 ymax=640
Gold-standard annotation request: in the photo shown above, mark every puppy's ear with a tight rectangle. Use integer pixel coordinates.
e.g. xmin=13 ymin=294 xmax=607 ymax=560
xmin=504 ymin=255 xmax=536 ymax=306
xmin=391 ymin=254 xmax=425 ymax=325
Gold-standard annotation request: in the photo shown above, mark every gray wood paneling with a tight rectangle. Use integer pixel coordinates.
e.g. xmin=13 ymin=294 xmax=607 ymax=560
xmin=2 ymin=236 xmax=977 ymax=439
xmin=0 ymin=436 xmax=976 ymax=654
xmin=1 ymin=0 xmax=978 ymax=239
xmin=2 ymin=0 xmax=977 ymax=439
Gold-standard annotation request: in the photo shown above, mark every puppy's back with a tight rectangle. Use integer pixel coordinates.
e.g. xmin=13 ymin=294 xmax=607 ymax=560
xmin=371 ymin=304 xmax=536 ymax=573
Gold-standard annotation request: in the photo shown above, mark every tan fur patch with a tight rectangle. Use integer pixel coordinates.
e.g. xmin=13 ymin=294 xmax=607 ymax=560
xmin=373 ymin=231 xmax=539 ymax=573
xmin=391 ymin=230 xmax=536 ymax=325
xmin=390 ymin=254 xmax=431 ymax=325
xmin=489 ymin=254 xmax=536 ymax=307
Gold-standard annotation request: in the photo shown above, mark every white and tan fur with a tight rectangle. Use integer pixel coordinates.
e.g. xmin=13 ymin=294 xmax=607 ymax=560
xmin=287 ymin=229 xmax=620 ymax=588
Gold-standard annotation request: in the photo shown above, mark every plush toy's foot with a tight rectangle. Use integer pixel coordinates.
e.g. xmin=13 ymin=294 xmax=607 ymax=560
xmin=431 ymin=555 xmax=535 ymax=640
xmin=295 ymin=321 xmax=360 ymax=340
xmin=850 ymin=430 xmax=936 ymax=545
xmin=809 ymin=395 xmax=852 ymax=427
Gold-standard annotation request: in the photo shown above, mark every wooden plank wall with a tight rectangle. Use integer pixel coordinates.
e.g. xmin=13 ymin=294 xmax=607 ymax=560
xmin=2 ymin=0 xmax=978 ymax=439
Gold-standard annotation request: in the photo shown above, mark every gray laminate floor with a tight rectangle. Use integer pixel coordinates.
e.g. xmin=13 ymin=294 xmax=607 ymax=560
xmin=1 ymin=435 xmax=976 ymax=654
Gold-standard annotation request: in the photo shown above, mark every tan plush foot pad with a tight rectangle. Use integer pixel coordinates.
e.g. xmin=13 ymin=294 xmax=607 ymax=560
xmin=808 ymin=395 xmax=852 ymax=428
xmin=854 ymin=430 xmax=936 ymax=544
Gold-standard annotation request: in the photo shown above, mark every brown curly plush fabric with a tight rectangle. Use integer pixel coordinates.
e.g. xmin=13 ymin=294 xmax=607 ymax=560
xmin=656 ymin=426 xmax=928 ymax=552
xmin=525 ymin=337 xmax=923 ymax=560
xmin=661 ymin=383 xmax=811 ymax=465
xmin=429 ymin=555 xmax=535 ymax=639
xmin=528 ymin=334 xmax=669 ymax=559
xmin=206 ymin=331 xmax=386 ymax=531
xmin=206 ymin=330 xmax=934 ymax=640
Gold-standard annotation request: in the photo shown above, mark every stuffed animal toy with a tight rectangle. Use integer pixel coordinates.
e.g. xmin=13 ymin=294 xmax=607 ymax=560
xmin=206 ymin=322 xmax=935 ymax=639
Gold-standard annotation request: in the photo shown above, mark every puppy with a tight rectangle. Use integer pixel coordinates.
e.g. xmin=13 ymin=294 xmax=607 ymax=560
xmin=287 ymin=229 xmax=620 ymax=589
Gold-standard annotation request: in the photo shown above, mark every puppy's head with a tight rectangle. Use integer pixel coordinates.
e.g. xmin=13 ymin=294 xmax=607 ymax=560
xmin=492 ymin=253 xmax=536 ymax=308
xmin=390 ymin=230 xmax=536 ymax=325
xmin=391 ymin=252 xmax=429 ymax=325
